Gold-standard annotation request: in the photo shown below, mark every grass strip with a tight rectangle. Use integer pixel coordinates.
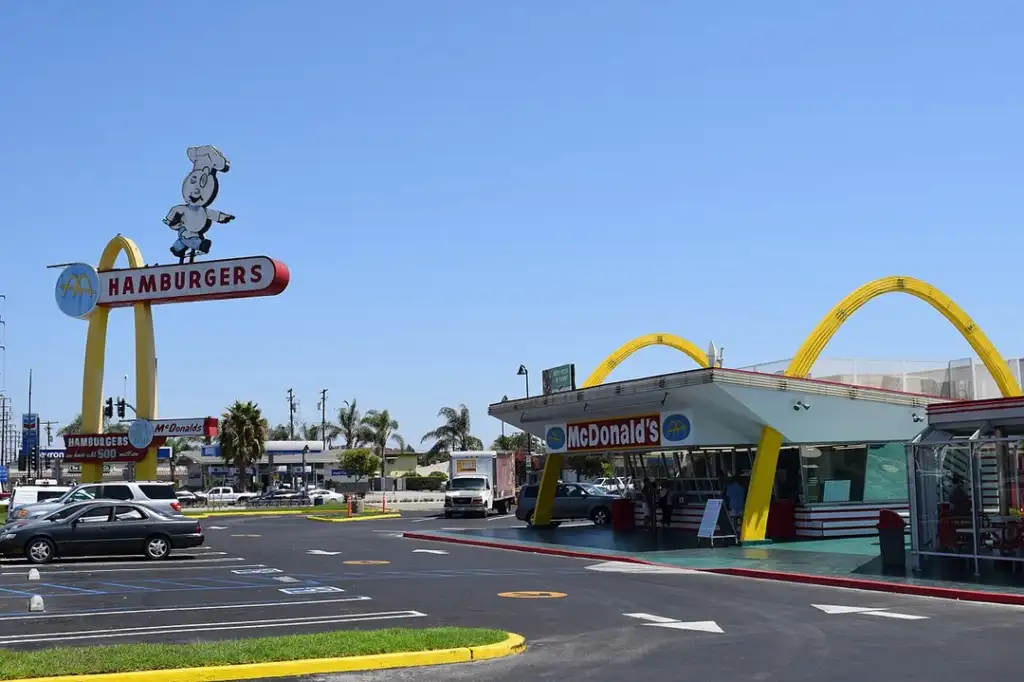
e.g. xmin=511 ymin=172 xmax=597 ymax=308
xmin=0 ymin=627 xmax=506 ymax=680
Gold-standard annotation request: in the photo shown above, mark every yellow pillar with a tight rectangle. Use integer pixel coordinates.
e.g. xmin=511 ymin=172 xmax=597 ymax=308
xmin=740 ymin=426 xmax=783 ymax=543
xmin=531 ymin=453 xmax=563 ymax=526
xmin=79 ymin=236 xmax=157 ymax=483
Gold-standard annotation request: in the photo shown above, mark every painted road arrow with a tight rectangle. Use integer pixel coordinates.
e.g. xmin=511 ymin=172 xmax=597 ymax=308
xmin=307 ymin=550 xmax=341 ymax=556
xmin=413 ymin=549 xmax=449 ymax=555
xmin=624 ymin=613 xmax=724 ymax=633
xmin=812 ymin=604 xmax=929 ymax=620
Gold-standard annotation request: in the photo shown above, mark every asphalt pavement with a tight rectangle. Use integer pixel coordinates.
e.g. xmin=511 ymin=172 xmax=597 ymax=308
xmin=1 ymin=510 xmax=1022 ymax=680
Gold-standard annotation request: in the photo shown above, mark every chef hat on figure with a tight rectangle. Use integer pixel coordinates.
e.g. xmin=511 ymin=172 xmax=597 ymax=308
xmin=186 ymin=145 xmax=230 ymax=174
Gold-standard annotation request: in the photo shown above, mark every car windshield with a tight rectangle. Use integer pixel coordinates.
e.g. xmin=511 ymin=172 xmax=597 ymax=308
xmin=448 ymin=478 xmax=486 ymax=491
xmin=581 ymin=484 xmax=606 ymax=495
xmin=58 ymin=488 xmax=94 ymax=504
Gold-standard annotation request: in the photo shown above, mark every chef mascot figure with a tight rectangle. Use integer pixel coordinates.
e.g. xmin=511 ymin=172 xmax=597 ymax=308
xmin=164 ymin=145 xmax=235 ymax=264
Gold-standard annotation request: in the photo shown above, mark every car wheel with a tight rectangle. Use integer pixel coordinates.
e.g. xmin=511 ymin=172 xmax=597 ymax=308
xmin=26 ymin=537 xmax=55 ymax=565
xmin=591 ymin=506 xmax=611 ymax=526
xmin=525 ymin=510 xmax=535 ymax=527
xmin=144 ymin=535 xmax=171 ymax=560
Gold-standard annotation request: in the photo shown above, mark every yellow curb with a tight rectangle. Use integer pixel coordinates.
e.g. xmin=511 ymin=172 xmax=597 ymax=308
xmin=3 ymin=633 xmax=526 ymax=682
xmin=307 ymin=513 xmax=401 ymax=523
xmin=186 ymin=508 xmax=367 ymax=519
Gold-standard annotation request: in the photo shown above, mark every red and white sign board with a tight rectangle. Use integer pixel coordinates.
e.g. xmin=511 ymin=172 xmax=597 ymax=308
xmin=97 ymin=257 xmax=289 ymax=307
xmin=64 ymin=434 xmax=150 ymax=463
xmin=149 ymin=417 xmax=218 ymax=439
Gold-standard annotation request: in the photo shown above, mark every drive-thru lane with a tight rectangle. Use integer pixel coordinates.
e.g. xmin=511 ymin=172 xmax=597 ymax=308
xmin=2 ymin=512 xmax=1023 ymax=682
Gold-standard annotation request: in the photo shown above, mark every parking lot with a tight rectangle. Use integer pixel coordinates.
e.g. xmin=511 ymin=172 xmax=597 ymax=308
xmin=1 ymin=511 xmax=1023 ymax=681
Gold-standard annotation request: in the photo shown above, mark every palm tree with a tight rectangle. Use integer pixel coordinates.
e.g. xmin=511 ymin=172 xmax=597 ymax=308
xmin=337 ymin=399 xmax=363 ymax=449
xmin=301 ymin=422 xmax=340 ymax=447
xmin=358 ymin=409 xmax=402 ymax=482
xmin=218 ymin=401 xmax=269 ymax=492
xmin=268 ymin=424 xmax=291 ymax=441
xmin=421 ymin=404 xmax=484 ymax=453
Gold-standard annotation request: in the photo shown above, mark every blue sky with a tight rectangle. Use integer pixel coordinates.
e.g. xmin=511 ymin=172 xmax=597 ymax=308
xmin=1 ymin=2 xmax=1022 ymax=449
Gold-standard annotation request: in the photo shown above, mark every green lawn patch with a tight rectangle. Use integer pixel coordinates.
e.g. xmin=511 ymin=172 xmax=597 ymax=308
xmin=0 ymin=627 xmax=507 ymax=680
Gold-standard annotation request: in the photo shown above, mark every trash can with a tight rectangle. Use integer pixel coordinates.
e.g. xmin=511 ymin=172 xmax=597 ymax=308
xmin=877 ymin=508 xmax=907 ymax=569
xmin=352 ymin=498 xmax=365 ymax=514
xmin=611 ymin=498 xmax=636 ymax=532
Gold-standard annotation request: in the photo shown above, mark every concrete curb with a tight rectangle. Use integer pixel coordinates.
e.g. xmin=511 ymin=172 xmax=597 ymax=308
xmin=401 ymin=531 xmax=657 ymax=565
xmin=404 ymin=531 xmax=1024 ymax=607
xmin=307 ymin=513 xmax=402 ymax=523
xmin=703 ymin=567 xmax=1024 ymax=606
xmin=4 ymin=633 xmax=526 ymax=682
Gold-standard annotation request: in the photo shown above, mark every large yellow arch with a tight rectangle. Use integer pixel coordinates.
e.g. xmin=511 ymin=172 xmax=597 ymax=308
xmin=581 ymin=333 xmax=711 ymax=388
xmin=533 ymin=333 xmax=709 ymax=526
xmin=741 ymin=275 xmax=1021 ymax=542
xmin=80 ymin=235 xmax=158 ymax=483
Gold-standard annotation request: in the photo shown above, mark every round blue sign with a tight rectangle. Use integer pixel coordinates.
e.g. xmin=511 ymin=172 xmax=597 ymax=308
xmin=545 ymin=426 xmax=566 ymax=451
xmin=55 ymin=263 xmax=100 ymax=319
xmin=661 ymin=413 xmax=691 ymax=442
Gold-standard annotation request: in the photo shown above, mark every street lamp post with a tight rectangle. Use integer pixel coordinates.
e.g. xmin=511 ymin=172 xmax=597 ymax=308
xmin=517 ymin=365 xmax=531 ymax=482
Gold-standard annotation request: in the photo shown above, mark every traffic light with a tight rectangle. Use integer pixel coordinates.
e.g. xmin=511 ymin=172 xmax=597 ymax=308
xmin=117 ymin=398 xmax=126 ymax=419
xmin=104 ymin=398 xmax=114 ymax=420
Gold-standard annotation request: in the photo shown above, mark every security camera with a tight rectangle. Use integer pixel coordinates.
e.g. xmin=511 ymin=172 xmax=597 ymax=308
xmin=793 ymin=400 xmax=811 ymax=411
xmin=793 ymin=404 xmax=801 ymax=412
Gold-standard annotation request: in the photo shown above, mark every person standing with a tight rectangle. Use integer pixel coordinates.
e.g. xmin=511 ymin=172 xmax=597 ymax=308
xmin=725 ymin=475 xmax=746 ymax=533
xmin=641 ymin=477 xmax=656 ymax=531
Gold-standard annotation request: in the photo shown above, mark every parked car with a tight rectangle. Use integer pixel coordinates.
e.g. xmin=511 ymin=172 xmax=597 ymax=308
xmin=0 ymin=500 xmax=205 ymax=564
xmin=515 ymin=482 xmax=617 ymax=527
xmin=308 ymin=488 xmax=344 ymax=503
xmin=175 ymin=490 xmax=201 ymax=507
xmin=5 ymin=485 xmax=73 ymax=522
xmin=7 ymin=481 xmax=183 ymax=522
xmin=591 ymin=477 xmax=628 ymax=495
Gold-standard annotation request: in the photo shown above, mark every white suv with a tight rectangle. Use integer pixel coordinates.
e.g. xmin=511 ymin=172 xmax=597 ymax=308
xmin=7 ymin=481 xmax=183 ymax=522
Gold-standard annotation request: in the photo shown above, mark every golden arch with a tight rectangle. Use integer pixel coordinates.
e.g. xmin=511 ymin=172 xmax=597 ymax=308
xmin=79 ymin=235 xmax=158 ymax=483
xmin=582 ymin=333 xmax=711 ymax=388
xmin=533 ymin=333 xmax=709 ymax=526
xmin=741 ymin=275 xmax=1021 ymax=542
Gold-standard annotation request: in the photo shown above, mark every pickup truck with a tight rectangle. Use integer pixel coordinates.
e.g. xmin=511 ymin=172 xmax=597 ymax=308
xmin=203 ymin=486 xmax=258 ymax=506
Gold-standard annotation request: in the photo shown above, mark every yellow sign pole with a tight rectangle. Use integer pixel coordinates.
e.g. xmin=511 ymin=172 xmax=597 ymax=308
xmin=79 ymin=236 xmax=157 ymax=484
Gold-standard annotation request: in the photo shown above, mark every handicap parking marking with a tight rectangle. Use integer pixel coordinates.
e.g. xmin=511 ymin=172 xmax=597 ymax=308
xmin=1 ymin=561 xmax=262 ymax=576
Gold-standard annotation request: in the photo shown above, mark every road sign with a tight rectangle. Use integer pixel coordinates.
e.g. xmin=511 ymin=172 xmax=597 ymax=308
xmin=0 ymin=466 xmax=7 ymax=483
xmin=542 ymin=364 xmax=576 ymax=395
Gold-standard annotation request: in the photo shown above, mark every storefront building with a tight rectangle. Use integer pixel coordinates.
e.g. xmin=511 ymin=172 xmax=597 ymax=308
xmin=491 ymin=366 xmax=948 ymax=541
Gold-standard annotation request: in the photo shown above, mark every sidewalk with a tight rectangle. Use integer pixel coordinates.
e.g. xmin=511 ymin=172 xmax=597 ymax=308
xmin=404 ymin=526 xmax=1024 ymax=606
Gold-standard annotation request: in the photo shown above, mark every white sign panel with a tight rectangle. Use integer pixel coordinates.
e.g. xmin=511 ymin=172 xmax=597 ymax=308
xmin=697 ymin=499 xmax=724 ymax=539
xmin=148 ymin=417 xmax=217 ymax=438
xmin=544 ymin=423 xmax=567 ymax=453
xmin=98 ymin=256 xmax=282 ymax=307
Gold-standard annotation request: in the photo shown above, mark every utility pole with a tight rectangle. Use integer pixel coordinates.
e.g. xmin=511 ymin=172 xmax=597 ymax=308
xmin=318 ymin=389 xmax=328 ymax=452
xmin=40 ymin=421 xmax=58 ymax=475
xmin=287 ymin=389 xmax=296 ymax=439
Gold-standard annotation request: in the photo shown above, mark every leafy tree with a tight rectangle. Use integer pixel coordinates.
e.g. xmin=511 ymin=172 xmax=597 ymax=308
xmin=218 ymin=401 xmax=269 ymax=492
xmin=358 ymin=409 xmax=402 ymax=480
xmin=509 ymin=432 xmax=543 ymax=453
xmin=268 ymin=424 xmax=291 ymax=440
xmin=491 ymin=435 xmax=516 ymax=450
xmin=568 ymin=454 xmax=607 ymax=480
xmin=421 ymin=405 xmax=484 ymax=454
xmin=58 ymin=414 xmax=128 ymax=436
xmin=337 ymin=448 xmax=379 ymax=484
xmin=337 ymin=399 xmax=363 ymax=449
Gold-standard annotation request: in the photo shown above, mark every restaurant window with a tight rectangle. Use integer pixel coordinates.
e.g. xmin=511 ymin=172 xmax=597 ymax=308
xmin=800 ymin=442 xmax=909 ymax=504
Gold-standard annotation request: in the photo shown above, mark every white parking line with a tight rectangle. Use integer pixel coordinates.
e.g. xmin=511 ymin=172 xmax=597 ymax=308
xmin=1 ymin=559 xmax=252 ymax=576
xmin=0 ymin=595 xmax=372 ymax=622
xmin=0 ymin=610 xmax=426 ymax=644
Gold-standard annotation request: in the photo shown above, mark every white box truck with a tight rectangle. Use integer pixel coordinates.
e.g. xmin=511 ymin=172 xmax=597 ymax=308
xmin=444 ymin=451 xmax=516 ymax=518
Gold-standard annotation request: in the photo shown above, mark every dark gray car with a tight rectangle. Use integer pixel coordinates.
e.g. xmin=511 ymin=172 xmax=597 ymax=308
xmin=515 ymin=482 xmax=617 ymax=527
xmin=0 ymin=500 xmax=204 ymax=564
